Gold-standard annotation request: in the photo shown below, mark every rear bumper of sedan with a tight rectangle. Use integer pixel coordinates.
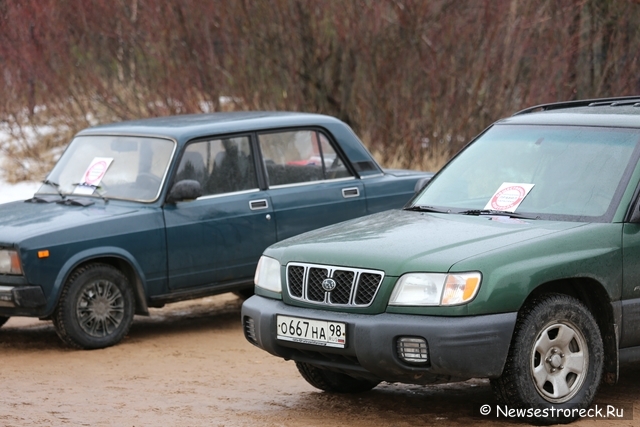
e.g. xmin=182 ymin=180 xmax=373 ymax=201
xmin=242 ymin=295 xmax=517 ymax=384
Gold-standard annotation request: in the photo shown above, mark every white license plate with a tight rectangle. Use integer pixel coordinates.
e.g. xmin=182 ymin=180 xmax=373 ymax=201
xmin=276 ymin=315 xmax=346 ymax=348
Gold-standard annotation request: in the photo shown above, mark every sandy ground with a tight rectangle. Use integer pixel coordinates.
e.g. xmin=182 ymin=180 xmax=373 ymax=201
xmin=1 ymin=294 xmax=638 ymax=427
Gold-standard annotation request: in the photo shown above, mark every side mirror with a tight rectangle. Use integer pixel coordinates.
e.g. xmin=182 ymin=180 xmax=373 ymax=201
xmin=414 ymin=176 xmax=432 ymax=193
xmin=167 ymin=180 xmax=202 ymax=203
xmin=630 ymin=202 xmax=640 ymax=223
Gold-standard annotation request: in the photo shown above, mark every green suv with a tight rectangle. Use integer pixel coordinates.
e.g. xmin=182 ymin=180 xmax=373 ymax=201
xmin=242 ymin=96 xmax=640 ymax=423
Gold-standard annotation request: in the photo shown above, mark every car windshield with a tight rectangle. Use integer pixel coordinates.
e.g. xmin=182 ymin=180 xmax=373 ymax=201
xmin=37 ymin=135 xmax=175 ymax=202
xmin=413 ymin=124 xmax=640 ymax=222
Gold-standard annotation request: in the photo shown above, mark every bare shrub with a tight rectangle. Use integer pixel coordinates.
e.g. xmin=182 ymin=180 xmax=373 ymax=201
xmin=1 ymin=0 xmax=640 ymax=180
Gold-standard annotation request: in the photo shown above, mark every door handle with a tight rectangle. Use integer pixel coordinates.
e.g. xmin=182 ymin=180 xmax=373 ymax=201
xmin=249 ymin=199 xmax=269 ymax=210
xmin=341 ymin=187 xmax=360 ymax=198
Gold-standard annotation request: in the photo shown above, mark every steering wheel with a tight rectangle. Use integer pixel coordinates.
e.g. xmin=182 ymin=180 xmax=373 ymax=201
xmin=135 ymin=173 xmax=162 ymax=199
xmin=136 ymin=173 xmax=161 ymax=188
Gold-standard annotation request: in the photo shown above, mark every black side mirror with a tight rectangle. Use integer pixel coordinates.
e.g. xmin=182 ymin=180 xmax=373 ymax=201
xmin=630 ymin=202 xmax=640 ymax=223
xmin=167 ymin=180 xmax=202 ymax=203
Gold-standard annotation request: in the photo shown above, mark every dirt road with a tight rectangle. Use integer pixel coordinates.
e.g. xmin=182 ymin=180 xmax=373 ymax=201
xmin=1 ymin=294 xmax=637 ymax=426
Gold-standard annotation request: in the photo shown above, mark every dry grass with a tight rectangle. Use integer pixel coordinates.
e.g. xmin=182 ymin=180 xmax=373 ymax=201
xmin=371 ymin=145 xmax=450 ymax=173
xmin=0 ymin=109 xmax=78 ymax=183
xmin=0 ymin=90 xmax=451 ymax=183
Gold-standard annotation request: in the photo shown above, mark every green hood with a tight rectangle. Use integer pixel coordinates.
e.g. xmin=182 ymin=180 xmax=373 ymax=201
xmin=266 ymin=210 xmax=585 ymax=276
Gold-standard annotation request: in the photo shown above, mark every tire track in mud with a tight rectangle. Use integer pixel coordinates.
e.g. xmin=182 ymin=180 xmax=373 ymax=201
xmin=1 ymin=294 xmax=638 ymax=426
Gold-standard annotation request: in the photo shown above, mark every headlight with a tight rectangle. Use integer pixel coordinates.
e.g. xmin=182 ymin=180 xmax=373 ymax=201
xmin=254 ymin=256 xmax=282 ymax=293
xmin=0 ymin=249 xmax=23 ymax=275
xmin=389 ymin=272 xmax=481 ymax=306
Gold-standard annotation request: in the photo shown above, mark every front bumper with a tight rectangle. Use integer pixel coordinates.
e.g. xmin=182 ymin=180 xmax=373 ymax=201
xmin=242 ymin=295 xmax=517 ymax=384
xmin=0 ymin=277 xmax=46 ymax=309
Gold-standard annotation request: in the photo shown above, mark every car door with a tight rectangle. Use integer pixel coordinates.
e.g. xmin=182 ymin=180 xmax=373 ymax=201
xmin=622 ymin=221 xmax=640 ymax=347
xmin=163 ymin=135 xmax=276 ymax=290
xmin=259 ymin=129 xmax=366 ymax=241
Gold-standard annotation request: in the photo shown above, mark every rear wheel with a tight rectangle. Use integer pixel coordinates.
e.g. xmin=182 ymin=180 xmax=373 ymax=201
xmin=296 ymin=362 xmax=380 ymax=393
xmin=53 ymin=263 xmax=135 ymax=349
xmin=0 ymin=316 xmax=9 ymax=328
xmin=491 ymin=294 xmax=603 ymax=424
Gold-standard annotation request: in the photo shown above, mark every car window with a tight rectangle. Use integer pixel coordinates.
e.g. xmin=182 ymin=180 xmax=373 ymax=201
xmin=318 ymin=133 xmax=351 ymax=179
xmin=414 ymin=124 xmax=640 ymax=221
xmin=176 ymin=136 xmax=258 ymax=196
xmin=38 ymin=135 xmax=175 ymax=202
xmin=258 ymin=130 xmax=352 ymax=186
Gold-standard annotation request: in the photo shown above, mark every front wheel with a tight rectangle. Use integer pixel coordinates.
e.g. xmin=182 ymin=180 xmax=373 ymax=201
xmin=296 ymin=362 xmax=380 ymax=393
xmin=491 ymin=294 xmax=603 ymax=424
xmin=0 ymin=316 xmax=9 ymax=328
xmin=53 ymin=263 xmax=135 ymax=349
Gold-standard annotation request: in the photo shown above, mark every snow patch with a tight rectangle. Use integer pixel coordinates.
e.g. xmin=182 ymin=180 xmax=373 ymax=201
xmin=0 ymin=179 xmax=40 ymax=204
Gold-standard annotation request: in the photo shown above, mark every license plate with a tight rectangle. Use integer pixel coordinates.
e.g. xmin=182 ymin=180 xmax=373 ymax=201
xmin=276 ymin=315 xmax=346 ymax=348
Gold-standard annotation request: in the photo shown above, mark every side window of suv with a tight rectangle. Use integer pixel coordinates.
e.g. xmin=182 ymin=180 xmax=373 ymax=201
xmin=258 ymin=130 xmax=352 ymax=186
xmin=175 ymin=136 xmax=258 ymax=196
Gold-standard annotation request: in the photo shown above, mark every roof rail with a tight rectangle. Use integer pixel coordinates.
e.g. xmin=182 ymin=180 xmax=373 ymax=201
xmin=512 ymin=95 xmax=640 ymax=116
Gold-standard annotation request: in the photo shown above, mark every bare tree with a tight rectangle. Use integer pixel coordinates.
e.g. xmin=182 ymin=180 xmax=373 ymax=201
xmin=1 ymin=0 xmax=640 ymax=181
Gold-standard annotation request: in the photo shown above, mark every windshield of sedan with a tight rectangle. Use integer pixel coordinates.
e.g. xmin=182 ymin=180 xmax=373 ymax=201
xmin=37 ymin=135 xmax=175 ymax=202
xmin=413 ymin=124 xmax=640 ymax=221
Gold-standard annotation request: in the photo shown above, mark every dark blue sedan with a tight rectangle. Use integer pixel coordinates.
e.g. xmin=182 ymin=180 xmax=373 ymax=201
xmin=0 ymin=112 xmax=432 ymax=349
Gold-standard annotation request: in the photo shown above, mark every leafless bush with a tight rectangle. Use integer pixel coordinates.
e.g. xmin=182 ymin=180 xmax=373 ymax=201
xmin=1 ymin=0 xmax=639 ymax=181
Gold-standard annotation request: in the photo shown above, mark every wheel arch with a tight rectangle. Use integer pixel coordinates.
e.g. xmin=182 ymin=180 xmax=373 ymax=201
xmin=524 ymin=277 xmax=618 ymax=384
xmin=49 ymin=247 xmax=149 ymax=316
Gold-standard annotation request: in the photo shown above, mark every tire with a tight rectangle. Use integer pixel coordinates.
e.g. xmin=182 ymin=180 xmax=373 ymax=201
xmin=52 ymin=263 xmax=135 ymax=350
xmin=0 ymin=316 xmax=9 ymax=328
xmin=233 ymin=287 xmax=254 ymax=300
xmin=491 ymin=294 xmax=603 ymax=424
xmin=296 ymin=362 xmax=380 ymax=393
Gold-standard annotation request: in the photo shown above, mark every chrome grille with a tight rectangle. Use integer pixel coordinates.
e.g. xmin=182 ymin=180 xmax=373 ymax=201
xmin=288 ymin=266 xmax=304 ymax=298
xmin=329 ymin=270 xmax=354 ymax=304
xmin=355 ymin=273 xmax=382 ymax=305
xmin=286 ymin=263 xmax=384 ymax=307
xmin=307 ymin=268 xmax=328 ymax=301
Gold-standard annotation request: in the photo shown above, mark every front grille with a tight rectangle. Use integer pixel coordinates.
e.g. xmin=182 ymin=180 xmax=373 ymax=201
xmin=286 ymin=262 xmax=384 ymax=307
xmin=288 ymin=266 xmax=305 ymax=298
xmin=355 ymin=273 xmax=380 ymax=305
xmin=307 ymin=268 xmax=328 ymax=302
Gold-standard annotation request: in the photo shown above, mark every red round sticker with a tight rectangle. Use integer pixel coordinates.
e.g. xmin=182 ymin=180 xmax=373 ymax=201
xmin=489 ymin=185 xmax=526 ymax=210
xmin=84 ymin=161 xmax=108 ymax=185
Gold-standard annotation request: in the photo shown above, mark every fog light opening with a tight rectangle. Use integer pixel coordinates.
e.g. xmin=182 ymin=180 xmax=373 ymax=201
xmin=397 ymin=337 xmax=429 ymax=364
xmin=244 ymin=316 xmax=258 ymax=344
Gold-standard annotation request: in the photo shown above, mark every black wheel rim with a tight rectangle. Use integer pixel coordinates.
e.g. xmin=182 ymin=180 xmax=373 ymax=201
xmin=75 ymin=280 xmax=125 ymax=338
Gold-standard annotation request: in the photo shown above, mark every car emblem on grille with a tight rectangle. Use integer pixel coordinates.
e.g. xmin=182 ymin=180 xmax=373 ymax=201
xmin=322 ymin=278 xmax=337 ymax=292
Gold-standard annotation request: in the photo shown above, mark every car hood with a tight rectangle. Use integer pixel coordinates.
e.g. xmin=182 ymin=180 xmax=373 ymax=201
xmin=265 ymin=210 xmax=586 ymax=276
xmin=0 ymin=199 xmax=141 ymax=244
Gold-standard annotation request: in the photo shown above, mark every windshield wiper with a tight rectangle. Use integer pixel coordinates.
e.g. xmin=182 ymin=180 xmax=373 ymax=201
xmin=28 ymin=179 xmax=65 ymax=203
xmin=57 ymin=198 xmax=95 ymax=207
xmin=457 ymin=209 xmax=537 ymax=219
xmin=42 ymin=179 xmax=65 ymax=198
xmin=403 ymin=205 xmax=451 ymax=214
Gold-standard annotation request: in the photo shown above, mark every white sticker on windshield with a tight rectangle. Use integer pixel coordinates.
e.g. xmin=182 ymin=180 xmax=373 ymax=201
xmin=484 ymin=182 xmax=535 ymax=212
xmin=73 ymin=157 xmax=114 ymax=195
